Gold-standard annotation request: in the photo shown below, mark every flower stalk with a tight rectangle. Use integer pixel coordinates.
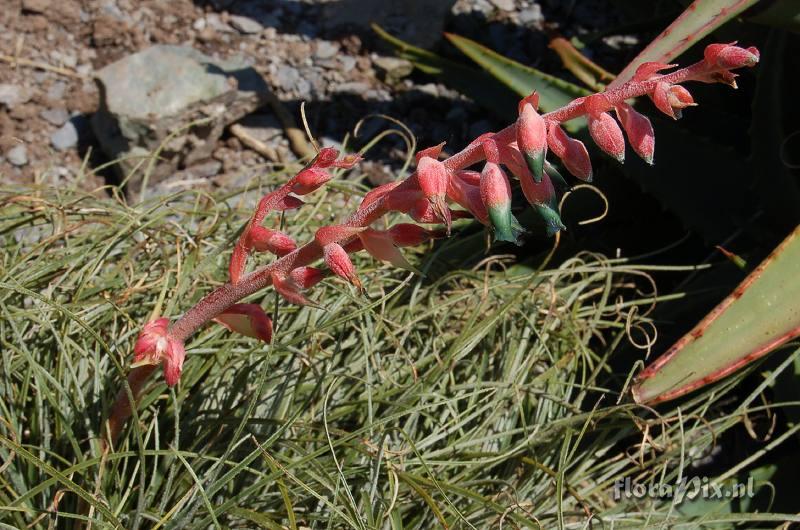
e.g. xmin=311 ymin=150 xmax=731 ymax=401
xmin=103 ymin=43 xmax=759 ymax=446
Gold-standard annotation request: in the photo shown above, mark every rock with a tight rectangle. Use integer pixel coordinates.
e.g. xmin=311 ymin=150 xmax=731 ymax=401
xmin=51 ymin=120 xmax=79 ymax=150
xmin=322 ymin=0 xmax=455 ymax=48
xmin=335 ymin=81 xmax=371 ymax=94
xmin=373 ymin=56 xmax=414 ymax=83
xmin=490 ymin=0 xmax=515 ymax=11
xmin=314 ymin=41 xmax=339 ymax=60
xmin=236 ymin=113 xmax=282 ymax=143
xmin=229 ymin=15 xmax=263 ymax=35
xmin=0 ymin=84 xmax=27 ymax=108
xmin=274 ymin=64 xmax=301 ymax=93
xmin=91 ymin=45 xmax=270 ymax=194
xmin=46 ymin=81 xmax=67 ymax=102
xmin=6 ymin=145 xmax=28 ymax=166
xmin=339 ymin=56 xmax=357 ymax=73
xmin=22 ymin=0 xmax=50 ymax=14
xmin=40 ymin=108 xmax=70 ymax=126
xmin=519 ymin=5 xmax=543 ymax=25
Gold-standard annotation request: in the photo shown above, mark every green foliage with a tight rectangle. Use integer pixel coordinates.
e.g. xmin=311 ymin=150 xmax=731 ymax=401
xmin=1 ymin=179 xmax=798 ymax=528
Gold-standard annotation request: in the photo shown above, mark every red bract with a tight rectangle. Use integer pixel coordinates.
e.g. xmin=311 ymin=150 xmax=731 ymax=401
xmin=704 ymin=42 xmax=759 ymax=69
xmin=289 ymin=266 xmax=326 ymax=289
xmin=214 ymin=304 xmax=273 ymax=342
xmin=359 ymin=228 xmax=417 ymax=271
xmin=652 ymin=82 xmax=695 ymax=119
xmin=388 ymin=223 xmax=444 ymax=247
xmin=133 ymin=318 xmax=186 ymax=387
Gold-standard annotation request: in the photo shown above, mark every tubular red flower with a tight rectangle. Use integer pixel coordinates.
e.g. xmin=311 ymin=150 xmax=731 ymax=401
xmin=133 ymin=318 xmax=186 ymax=387
xmin=272 ymin=272 xmax=314 ymax=306
xmin=416 ymin=148 xmax=452 ymax=232
xmin=480 ymin=161 xmax=525 ymax=244
xmin=214 ymin=304 xmax=273 ymax=343
xmin=588 ymin=112 xmax=626 ymax=162
xmin=446 ymin=172 xmax=489 ymax=224
xmin=704 ymin=42 xmax=759 ymax=69
xmin=516 ymin=92 xmax=547 ymax=182
xmin=323 ymin=243 xmax=361 ymax=289
xmin=615 ymin=103 xmax=655 ymax=165
xmin=546 ymin=124 xmax=593 ymax=181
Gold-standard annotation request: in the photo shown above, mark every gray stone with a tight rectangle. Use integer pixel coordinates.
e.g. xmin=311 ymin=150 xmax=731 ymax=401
xmin=6 ymin=144 xmax=28 ymax=166
xmin=91 ymin=45 xmax=270 ymax=194
xmin=0 ymin=84 xmax=27 ymax=108
xmin=314 ymin=41 xmax=339 ymax=61
xmin=236 ymin=113 xmax=282 ymax=143
xmin=40 ymin=108 xmax=70 ymax=126
xmin=229 ymin=15 xmax=263 ymax=35
xmin=51 ymin=121 xmax=79 ymax=150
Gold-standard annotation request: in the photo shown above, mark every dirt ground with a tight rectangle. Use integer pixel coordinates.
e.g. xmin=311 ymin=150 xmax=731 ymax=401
xmin=0 ymin=0 xmax=629 ymax=192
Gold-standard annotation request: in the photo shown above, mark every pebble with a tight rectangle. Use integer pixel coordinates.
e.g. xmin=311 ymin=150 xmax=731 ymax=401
xmin=0 ymin=84 xmax=27 ymax=108
xmin=314 ymin=41 xmax=339 ymax=60
xmin=6 ymin=144 xmax=28 ymax=166
xmin=51 ymin=121 xmax=79 ymax=150
xmin=229 ymin=15 xmax=263 ymax=35
xmin=40 ymin=108 xmax=70 ymax=126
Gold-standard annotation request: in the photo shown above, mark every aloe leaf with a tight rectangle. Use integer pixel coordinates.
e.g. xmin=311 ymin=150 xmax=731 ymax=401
xmin=372 ymin=24 xmax=519 ymax=121
xmin=549 ymin=36 xmax=616 ymax=91
xmin=611 ymin=0 xmax=760 ymax=87
xmin=443 ymin=32 xmax=591 ymax=131
xmin=632 ymin=226 xmax=800 ymax=404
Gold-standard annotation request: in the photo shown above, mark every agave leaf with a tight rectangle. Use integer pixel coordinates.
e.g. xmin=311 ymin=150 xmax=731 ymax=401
xmin=372 ymin=23 xmax=519 ymax=122
xmin=443 ymin=32 xmax=591 ymax=132
xmin=632 ymin=226 xmax=800 ymax=404
xmin=611 ymin=0 xmax=760 ymax=87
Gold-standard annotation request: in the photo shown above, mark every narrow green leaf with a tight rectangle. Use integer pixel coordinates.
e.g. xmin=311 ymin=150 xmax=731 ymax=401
xmin=633 ymin=226 xmax=800 ymax=404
